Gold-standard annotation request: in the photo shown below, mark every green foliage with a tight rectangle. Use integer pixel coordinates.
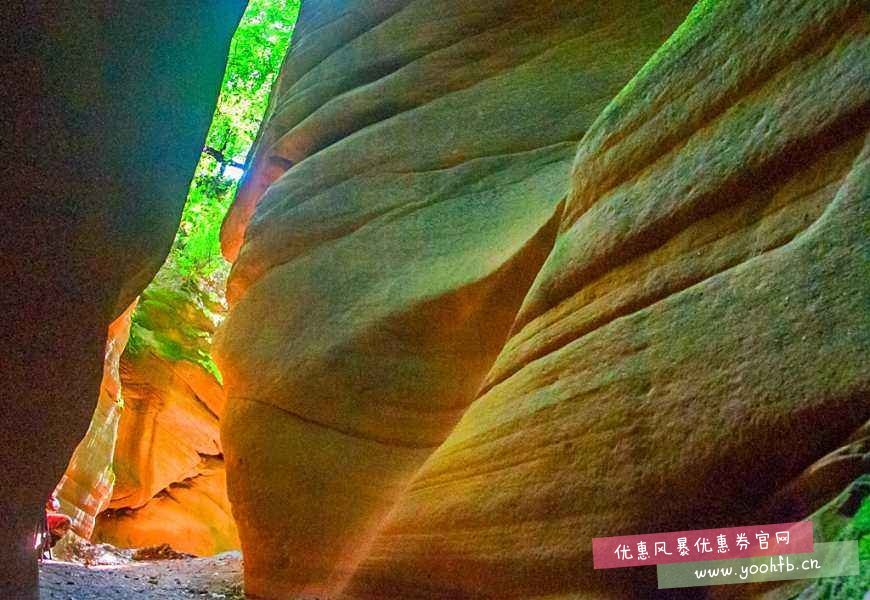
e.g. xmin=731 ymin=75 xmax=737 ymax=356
xmin=171 ymin=165 xmax=237 ymax=283
xmin=126 ymin=269 xmax=226 ymax=382
xmin=791 ymin=476 xmax=870 ymax=599
xmin=168 ymin=0 xmax=300 ymax=282
xmin=126 ymin=1 xmax=300 ymax=377
xmin=811 ymin=480 xmax=870 ymax=599
xmin=206 ymin=0 xmax=300 ymax=163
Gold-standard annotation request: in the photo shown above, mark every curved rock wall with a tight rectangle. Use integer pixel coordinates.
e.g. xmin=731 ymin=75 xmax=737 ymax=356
xmin=55 ymin=302 xmax=137 ymax=540
xmin=1 ymin=4 xmax=245 ymax=596
xmin=98 ymin=279 xmax=239 ymax=555
xmin=110 ymin=283 xmax=226 ymax=510
xmin=95 ymin=457 xmax=238 ymax=557
xmin=214 ymin=1 xmax=695 ymax=597
xmin=217 ymin=0 xmax=870 ymax=597
xmin=344 ymin=0 xmax=870 ymax=597
xmin=57 ymin=275 xmax=240 ymax=556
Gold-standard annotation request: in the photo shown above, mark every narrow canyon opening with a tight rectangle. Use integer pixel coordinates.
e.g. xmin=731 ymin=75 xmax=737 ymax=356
xmin=5 ymin=1 xmax=868 ymax=599
xmin=36 ymin=2 xmax=300 ymax=597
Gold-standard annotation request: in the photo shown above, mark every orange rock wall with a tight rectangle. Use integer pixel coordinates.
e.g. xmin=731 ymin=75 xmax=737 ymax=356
xmin=55 ymin=302 xmax=136 ymax=539
xmin=94 ymin=457 xmax=238 ymax=557
xmin=218 ymin=0 xmax=870 ymax=598
xmin=57 ymin=280 xmax=239 ymax=556
xmin=109 ymin=353 xmax=223 ymax=511
xmin=215 ymin=1 xmax=696 ymax=597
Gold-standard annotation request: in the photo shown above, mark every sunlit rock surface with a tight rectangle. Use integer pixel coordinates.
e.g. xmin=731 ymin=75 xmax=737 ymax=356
xmin=95 ymin=457 xmax=239 ymax=557
xmin=1 ymin=4 xmax=245 ymax=597
xmin=344 ymin=0 xmax=870 ymax=597
xmin=215 ymin=0 xmax=695 ymax=597
xmin=57 ymin=273 xmax=239 ymax=556
xmin=100 ymin=275 xmax=239 ymax=556
xmin=55 ymin=302 xmax=136 ymax=539
xmin=110 ymin=280 xmax=226 ymax=510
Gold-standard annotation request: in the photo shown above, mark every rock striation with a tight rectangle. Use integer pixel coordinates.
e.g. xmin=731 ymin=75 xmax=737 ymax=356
xmin=215 ymin=0 xmax=696 ymax=597
xmin=94 ymin=457 xmax=239 ymax=557
xmin=58 ymin=273 xmax=239 ymax=556
xmin=98 ymin=277 xmax=239 ymax=555
xmin=344 ymin=0 xmax=870 ymax=597
xmin=55 ymin=302 xmax=137 ymax=540
xmin=217 ymin=0 xmax=870 ymax=598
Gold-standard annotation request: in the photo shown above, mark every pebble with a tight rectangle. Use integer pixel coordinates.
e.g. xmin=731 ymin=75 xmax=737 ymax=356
xmin=38 ymin=553 xmax=244 ymax=599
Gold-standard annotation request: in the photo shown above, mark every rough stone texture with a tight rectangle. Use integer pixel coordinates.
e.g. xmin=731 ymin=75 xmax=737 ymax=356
xmin=39 ymin=551 xmax=244 ymax=600
xmin=56 ymin=274 xmax=239 ymax=556
xmin=96 ymin=279 xmax=238 ymax=555
xmin=95 ymin=457 xmax=239 ymax=557
xmin=55 ymin=302 xmax=136 ymax=539
xmin=214 ymin=1 xmax=694 ymax=597
xmin=344 ymin=0 xmax=870 ymax=597
xmin=1 ymin=4 xmax=244 ymax=594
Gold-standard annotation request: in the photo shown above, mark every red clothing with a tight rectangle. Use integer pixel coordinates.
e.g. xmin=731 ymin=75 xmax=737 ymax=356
xmin=46 ymin=513 xmax=70 ymax=533
xmin=46 ymin=512 xmax=71 ymax=548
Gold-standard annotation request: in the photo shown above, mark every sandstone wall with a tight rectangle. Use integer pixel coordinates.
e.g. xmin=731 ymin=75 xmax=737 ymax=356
xmin=97 ymin=280 xmax=239 ymax=555
xmin=344 ymin=0 xmax=870 ymax=597
xmin=218 ymin=0 xmax=869 ymax=598
xmin=95 ymin=457 xmax=239 ymax=557
xmin=57 ymin=275 xmax=240 ymax=556
xmin=2 ymin=4 xmax=244 ymax=594
xmin=214 ymin=1 xmax=695 ymax=597
xmin=55 ymin=302 xmax=136 ymax=539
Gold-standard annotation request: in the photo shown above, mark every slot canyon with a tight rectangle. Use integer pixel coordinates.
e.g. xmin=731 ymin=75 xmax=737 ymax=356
xmin=3 ymin=0 xmax=868 ymax=599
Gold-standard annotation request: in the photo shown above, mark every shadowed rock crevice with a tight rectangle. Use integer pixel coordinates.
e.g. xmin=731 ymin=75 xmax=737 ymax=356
xmin=1 ymin=4 xmax=245 ymax=597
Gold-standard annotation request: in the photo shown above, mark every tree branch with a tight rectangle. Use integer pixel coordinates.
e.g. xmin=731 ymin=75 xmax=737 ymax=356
xmin=202 ymin=146 xmax=245 ymax=170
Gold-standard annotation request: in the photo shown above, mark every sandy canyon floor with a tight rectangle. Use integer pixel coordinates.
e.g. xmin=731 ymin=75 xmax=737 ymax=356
xmin=39 ymin=552 xmax=244 ymax=599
